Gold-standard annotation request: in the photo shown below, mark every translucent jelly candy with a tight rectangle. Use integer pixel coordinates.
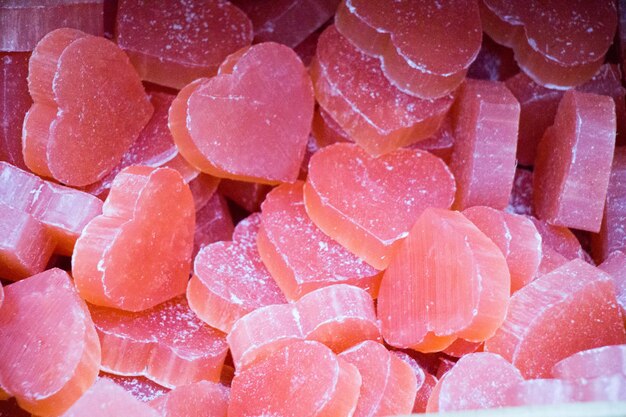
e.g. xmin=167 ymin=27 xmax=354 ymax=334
xmin=378 ymin=208 xmax=510 ymax=352
xmin=229 ymin=340 xmax=361 ymax=417
xmin=533 ymin=90 xmax=616 ymax=232
xmin=257 ymin=182 xmax=380 ymax=300
xmin=148 ymin=381 xmax=229 ymax=417
xmin=171 ymin=42 xmax=314 ymax=184
xmin=450 ymin=79 xmax=520 ymax=210
xmin=193 ymin=193 xmax=234 ymax=257
xmin=60 ymin=378 xmax=159 ymax=417
xmin=218 ymin=179 xmax=272 ymax=212
xmin=426 ymin=353 xmax=523 ymax=412
xmin=390 ymin=351 xmax=431 ymax=414
xmin=72 ymin=166 xmax=195 ymax=312
xmin=481 ymin=0 xmax=617 ymax=88
xmin=552 ymin=345 xmax=626 ymax=380
xmin=311 ymin=25 xmax=454 ymax=156
xmin=188 ymin=213 xmax=286 ymax=333
xmin=599 ymin=251 xmax=626 ymax=317
xmin=485 ymin=259 xmax=626 ymax=378
xmin=409 ymin=115 xmax=455 ymax=164
xmin=0 ymin=269 xmax=100 ymax=416
xmin=90 ymin=295 xmax=228 ymax=388
xmin=311 ymin=106 xmax=352 ymax=148
xmin=24 ymin=28 xmax=152 ymax=186
xmin=188 ymin=173 xmax=221 ymax=212
xmin=463 ymin=206 xmax=541 ymax=293
xmin=0 ymin=52 xmax=30 ymax=169
xmin=466 ymin=35 xmax=519 ymax=82
xmin=232 ymin=0 xmax=339 ymax=48
xmin=305 ymin=143 xmax=455 ymax=269
xmin=507 ymin=168 xmax=533 ymax=215
xmin=334 ymin=0 xmax=482 ymax=99
xmin=338 ymin=341 xmax=417 ymax=417
xmin=116 ymin=0 xmax=252 ymax=89
xmin=443 ymin=339 xmax=483 ymax=358
xmin=100 ymin=373 xmax=169 ymax=403
xmin=0 ymin=0 xmax=104 ymax=52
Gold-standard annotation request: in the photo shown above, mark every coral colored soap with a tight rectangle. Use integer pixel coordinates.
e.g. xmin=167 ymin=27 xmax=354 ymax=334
xmin=172 ymin=42 xmax=314 ymax=184
xmin=599 ymin=251 xmax=626 ymax=317
xmin=0 ymin=269 xmax=101 ymax=417
xmin=552 ymin=344 xmax=626 ymax=380
xmin=0 ymin=52 xmax=30 ymax=169
xmin=149 ymin=381 xmax=229 ymax=417
xmin=90 ymin=295 xmax=228 ymax=388
xmin=311 ymin=25 xmax=453 ymax=156
xmin=257 ymin=182 xmax=380 ymax=300
xmin=305 ymin=143 xmax=455 ymax=269
xmin=485 ymin=259 xmax=626 ymax=378
xmin=72 ymin=166 xmax=195 ymax=312
xmin=533 ymin=90 xmax=616 ymax=232
xmin=378 ymin=208 xmax=510 ymax=352
xmin=335 ymin=0 xmax=482 ymax=99
xmin=24 ymin=28 xmax=152 ymax=186
xmin=116 ymin=0 xmax=252 ymax=89
xmin=450 ymin=79 xmax=520 ymax=210
xmin=339 ymin=341 xmax=417 ymax=417
xmin=229 ymin=340 xmax=361 ymax=417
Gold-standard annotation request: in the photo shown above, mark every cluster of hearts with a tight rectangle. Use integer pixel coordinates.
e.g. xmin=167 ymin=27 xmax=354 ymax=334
xmin=1 ymin=0 xmax=626 ymax=416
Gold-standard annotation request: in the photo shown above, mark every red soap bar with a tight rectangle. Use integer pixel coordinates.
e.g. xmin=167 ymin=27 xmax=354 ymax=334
xmin=305 ymin=143 xmax=455 ymax=269
xmin=172 ymin=43 xmax=314 ymax=184
xmin=311 ymin=25 xmax=454 ymax=156
xmin=101 ymin=373 xmax=169 ymax=403
xmin=149 ymin=381 xmax=229 ymax=417
xmin=218 ymin=179 xmax=272 ymax=213
xmin=335 ymin=0 xmax=482 ymax=99
xmin=339 ymin=341 xmax=417 ymax=417
xmin=229 ymin=341 xmax=361 ymax=417
xmin=188 ymin=213 xmax=285 ymax=333
xmin=485 ymin=259 xmax=626 ymax=378
xmin=24 ymin=28 xmax=153 ymax=186
xmin=507 ymin=168 xmax=534 ymax=216
xmin=0 ymin=52 xmax=30 ymax=169
xmin=533 ymin=90 xmax=616 ymax=232
xmin=90 ymin=295 xmax=228 ymax=388
xmin=72 ymin=166 xmax=195 ymax=312
xmin=116 ymin=0 xmax=252 ymax=89
xmin=599 ymin=251 xmax=626 ymax=317
xmin=467 ymin=35 xmax=519 ymax=82
xmin=0 ymin=269 xmax=100 ymax=417
xmin=450 ymin=79 xmax=520 ymax=210
xmin=193 ymin=192 xmax=234 ymax=257
xmin=378 ymin=208 xmax=510 ymax=352
xmin=0 ymin=0 xmax=104 ymax=52
xmin=257 ymin=182 xmax=381 ymax=300
xmin=552 ymin=344 xmax=626 ymax=380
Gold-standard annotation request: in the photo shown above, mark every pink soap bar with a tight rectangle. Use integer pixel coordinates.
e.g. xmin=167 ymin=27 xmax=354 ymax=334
xmin=90 ymin=295 xmax=229 ymax=388
xmin=218 ymin=179 xmax=273 ymax=213
xmin=100 ymin=373 xmax=169 ymax=403
xmin=257 ymin=182 xmax=381 ymax=301
xmin=229 ymin=341 xmax=361 ymax=417
xmin=0 ymin=0 xmax=104 ymax=52
xmin=188 ymin=173 xmax=221 ymax=212
xmin=0 ymin=269 xmax=100 ymax=417
xmin=60 ymin=379 xmax=160 ymax=417
xmin=188 ymin=213 xmax=285 ymax=333
xmin=116 ymin=0 xmax=252 ymax=89
xmin=193 ymin=192 xmax=234 ymax=257
xmin=0 ymin=52 xmax=30 ymax=169
xmin=335 ymin=0 xmax=482 ymax=99
xmin=408 ymin=114 xmax=455 ymax=164
xmin=533 ymin=90 xmax=616 ymax=232
xmin=450 ymin=79 xmax=520 ymax=210
xmin=530 ymin=216 xmax=586 ymax=262
xmin=149 ymin=381 xmax=229 ymax=417
xmin=311 ymin=106 xmax=352 ymax=148
xmin=305 ymin=143 xmax=456 ymax=270
xmin=232 ymin=0 xmax=338 ymax=48
xmin=311 ymin=25 xmax=454 ymax=156
xmin=507 ymin=168 xmax=534 ymax=216
xmin=390 ymin=351 xmax=431 ymax=414
xmin=485 ymin=259 xmax=626 ymax=378
xmin=599 ymin=251 xmax=626 ymax=317
xmin=467 ymin=35 xmax=519 ymax=82
xmin=552 ymin=344 xmax=626 ymax=380
xmin=339 ymin=341 xmax=417 ymax=417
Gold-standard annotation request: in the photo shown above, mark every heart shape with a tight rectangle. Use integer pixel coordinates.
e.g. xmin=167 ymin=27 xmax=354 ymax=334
xmin=172 ymin=42 xmax=314 ymax=184
xmin=72 ymin=166 xmax=195 ymax=312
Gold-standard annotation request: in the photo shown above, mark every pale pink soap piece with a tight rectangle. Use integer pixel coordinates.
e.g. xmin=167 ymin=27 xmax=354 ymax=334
xmin=188 ymin=213 xmax=286 ymax=333
xmin=0 ymin=0 xmax=104 ymax=52
xmin=297 ymin=284 xmax=380 ymax=352
xmin=100 ymin=373 xmax=169 ymax=403
xmin=450 ymin=79 xmax=520 ymax=210
xmin=116 ymin=0 xmax=252 ymax=89
xmin=502 ymin=379 xmax=578 ymax=407
xmin=89 ymin=296 xmax=229 ymax=389
xmin=533 ymin=91 xmax=616 ymax=233
xmin=552 ymin=345 xmax=626 ymax=380
xmin=0 ymin=52 xmax=30 ymax=169
xmin=0 ymin=269 xmax=101 ymax=417
xmin=485 ymin=259 xmax=626 ymax=378
xmin=193 ymin=192 xmax=234 ymax=257
xmin=305 ymin=143 xmax=456 ymax=270
xmin=60 ymin=379 xmax=160 ymax=417
xmin=599 ymin=251 xmax=626 ymax=317
xmin=339 ymin=341 xmax=417 ymax=417
xmin=427 ymin=353 xmax=523 ymax=412
xmin=149 ymin=381 xmax=229 ymax=417
xmin=506 ymin=168 xmax=534 ymax=216
xmin=257 ymin=182 xmax=381 ymax=301
xmin=311 ymin=25 xmax=454 ymax=156
xmin=232 ymin=0 xmax=339 ymax=48
xmin=334 ymin=0 xmax=482 ymax=99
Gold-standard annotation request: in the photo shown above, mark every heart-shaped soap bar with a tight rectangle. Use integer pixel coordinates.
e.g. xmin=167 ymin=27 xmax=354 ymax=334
xmin=171 ymin=42 xmax=314 ymax=184
xmin=23 ymin=28 xmax=153 ymax=186
xmin=72 ymin=166 xmax=195 ymax=312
